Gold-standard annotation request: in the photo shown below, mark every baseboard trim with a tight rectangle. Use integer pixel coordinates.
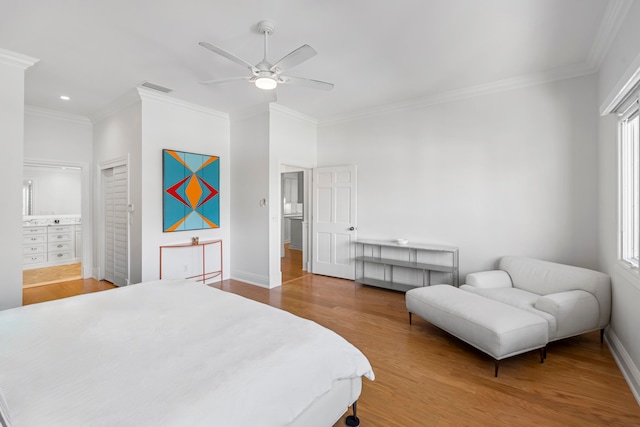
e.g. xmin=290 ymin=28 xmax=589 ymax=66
xmin=605 ymin=328 xmax=640 ymax=405
xmin=230 ymin=270 xmax=271 ymax=289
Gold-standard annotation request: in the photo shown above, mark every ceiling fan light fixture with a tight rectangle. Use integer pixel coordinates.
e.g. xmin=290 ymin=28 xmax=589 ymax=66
xmin=255 ymin=77 xmax=277 ymax=90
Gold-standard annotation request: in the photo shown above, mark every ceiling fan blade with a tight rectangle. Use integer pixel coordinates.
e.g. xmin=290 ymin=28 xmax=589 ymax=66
xmin=281 ymin=76 xmax=334 ymax=91
xmin=270 ymin=45 xmax=317 ymax=73
xmin=199 ymin=41 xmax=258 ymax=73
xmin=200 ymin=76 xmax=250 ymax=85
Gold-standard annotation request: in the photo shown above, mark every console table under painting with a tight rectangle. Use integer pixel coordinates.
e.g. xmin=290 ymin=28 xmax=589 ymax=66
xmin=160 ymin=239 xmax=222 ymax=284
xmin=354 ymin=239 xmax=459 ymax=292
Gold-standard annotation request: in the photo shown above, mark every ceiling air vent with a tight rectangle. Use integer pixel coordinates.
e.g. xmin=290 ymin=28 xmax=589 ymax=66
xmin=139 ymin=81 xmax=173 ymax=93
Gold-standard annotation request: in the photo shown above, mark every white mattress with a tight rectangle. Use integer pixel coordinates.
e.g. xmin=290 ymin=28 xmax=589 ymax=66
xmin=0 ymin=280 xmax=374 ymax=427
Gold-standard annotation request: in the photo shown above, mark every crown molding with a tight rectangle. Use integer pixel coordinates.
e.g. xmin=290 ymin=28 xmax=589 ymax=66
xmin=137 ymin=87 xmax=229 ymax=120
xmin=270 ymin=103 xmax=318 ymax=126
xmin=586 ymin=0 xmax=634 ymax=70
xmin=89 ymin=89 xmax=141 ymax=123
xmin=320 ymin=62 xmax=596 ymax=127
xmin=25 ymin=105 xmax=91 ymax=126
xmin=0 ymin=48 xmax=39 ymax=69
xmin=600 ymin=49 xmax=640 ymax=115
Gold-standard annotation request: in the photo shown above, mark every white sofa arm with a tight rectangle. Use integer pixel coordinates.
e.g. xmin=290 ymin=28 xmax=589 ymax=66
xmin=534 ymin=290 xmax=599 ymax=340
xmin=464 ymin=270 xmax=513 ymax=289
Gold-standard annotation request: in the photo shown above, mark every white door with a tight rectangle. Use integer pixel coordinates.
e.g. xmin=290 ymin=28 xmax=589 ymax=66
xmin=311 ymin=165 xmax=357 ymax=279
xmin=103 ymin=164 xmax=129 ymax=286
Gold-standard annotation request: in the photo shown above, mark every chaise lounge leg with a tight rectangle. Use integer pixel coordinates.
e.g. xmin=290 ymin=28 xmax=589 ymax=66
xmin=345 ymin=401 xmax=360 ymax=427
xmin=494 ymin=360 xmax=500 ymax=377
xmin=600 ymin=328 xmax=604 ymax=345
xmin=409 ymin=312 xmax=412 ymax=325
xmin=539 ymin=348 xmax=545 ymax=363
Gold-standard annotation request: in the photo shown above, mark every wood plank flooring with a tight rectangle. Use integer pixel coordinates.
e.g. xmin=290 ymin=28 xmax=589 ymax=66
xmin=21 ymin=257 xmax=640 ymax=426
xmin=23 ymin=263 xmax=82 ymax=288
xmin=281 ymin=243 xmax=310 ymax=283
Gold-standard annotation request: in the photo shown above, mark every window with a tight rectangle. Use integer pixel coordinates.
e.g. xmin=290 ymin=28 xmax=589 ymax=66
xmin=619 ymin=93 xmax=640 ymax=266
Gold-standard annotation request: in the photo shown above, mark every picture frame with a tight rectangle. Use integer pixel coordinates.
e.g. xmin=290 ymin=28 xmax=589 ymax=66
xmin=163 ymin=149 xmax=220 ymax=232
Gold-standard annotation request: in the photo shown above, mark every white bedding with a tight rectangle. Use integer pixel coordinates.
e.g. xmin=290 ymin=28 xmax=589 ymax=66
xmin=0 ymin=280 xmax=374 ymax=427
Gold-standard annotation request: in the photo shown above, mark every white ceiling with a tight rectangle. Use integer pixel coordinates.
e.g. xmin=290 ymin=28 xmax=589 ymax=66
xmin=0 ymin=0 xmax=619 ymax=122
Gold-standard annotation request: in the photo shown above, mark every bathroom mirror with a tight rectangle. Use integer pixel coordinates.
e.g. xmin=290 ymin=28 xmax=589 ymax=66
xmin=23 ymin=163 xmax=82 ymax=216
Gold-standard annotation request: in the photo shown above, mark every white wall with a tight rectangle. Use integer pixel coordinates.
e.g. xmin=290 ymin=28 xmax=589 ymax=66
xmin=24 ymin=107 xmax=92 ymax=162
xmin=0 ymin=49 xmax=37 ymax=310
xmin=138 ymin=89 xmax=230 ymax=283
xmin=596 ymin=0 xmax=640 ymax=402
xmin=318 ymin=75 xmax=599 ymax=279
xmin=269 ymin=104 xmax=318 ymax=283
xmin=230 ymin=107 xmax=271 ymax=287
xmin=92 ymin=94 xmax=142 ymax=282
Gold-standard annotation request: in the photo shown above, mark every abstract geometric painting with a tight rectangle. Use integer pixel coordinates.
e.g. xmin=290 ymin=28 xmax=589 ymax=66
xmin=163 ymin=149 xmax=220 ymax=232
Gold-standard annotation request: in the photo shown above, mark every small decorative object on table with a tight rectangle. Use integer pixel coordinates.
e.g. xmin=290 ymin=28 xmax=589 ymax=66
xmin=396 ymin=238 xmax=409 ymax=245
xmin=192 ymin=237 xmax=199 ymax=245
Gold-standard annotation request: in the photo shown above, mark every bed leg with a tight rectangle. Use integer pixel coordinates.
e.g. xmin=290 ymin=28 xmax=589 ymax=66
xmin=345 ymin=401 xmax=360 ymax=427
xmin=600 ymin=328 xmax=605 ymax=345
xmin=409 ymin=312 xmax=412 ymax=325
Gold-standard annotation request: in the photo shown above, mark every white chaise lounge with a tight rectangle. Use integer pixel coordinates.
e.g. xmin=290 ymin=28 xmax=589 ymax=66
xmin=406 ymin=256 xmax=611 ymax=375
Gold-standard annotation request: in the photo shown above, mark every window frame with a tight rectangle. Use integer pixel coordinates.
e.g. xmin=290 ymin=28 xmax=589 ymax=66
xmin=618 ymin=93 xmax=640 ymax=267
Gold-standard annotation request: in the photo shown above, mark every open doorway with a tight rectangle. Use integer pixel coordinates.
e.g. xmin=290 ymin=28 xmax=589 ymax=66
xmin=281 ymin=165 xmax=310 ymax=283
xmin=22 ymin=161 xmax=84 ymax=288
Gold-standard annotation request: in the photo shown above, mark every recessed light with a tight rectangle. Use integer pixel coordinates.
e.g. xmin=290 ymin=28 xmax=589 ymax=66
xmin=60 ymin=95 xmax=70 ymax=101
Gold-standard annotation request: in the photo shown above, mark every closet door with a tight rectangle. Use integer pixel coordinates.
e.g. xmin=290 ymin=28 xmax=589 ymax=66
xmin=103 ymin=164 xmax=129 ymax=286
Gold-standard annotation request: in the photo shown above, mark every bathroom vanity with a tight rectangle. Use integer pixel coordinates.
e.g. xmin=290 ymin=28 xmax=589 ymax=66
xmin=23 ymin=216 xmax=82 ymax=270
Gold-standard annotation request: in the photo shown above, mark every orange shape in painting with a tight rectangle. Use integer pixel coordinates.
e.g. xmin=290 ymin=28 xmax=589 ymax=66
xmin=185 ymin=175 xmax=203 ymax=209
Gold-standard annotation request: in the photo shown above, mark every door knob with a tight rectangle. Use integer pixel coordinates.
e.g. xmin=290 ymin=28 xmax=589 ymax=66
xmin=349 ymin=226 xmax=356 ymax=231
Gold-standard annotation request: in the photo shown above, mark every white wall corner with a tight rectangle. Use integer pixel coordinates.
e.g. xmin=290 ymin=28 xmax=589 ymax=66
xmin=0 ymin=48 xmax=39 ymax=69
xmin=270 ymin=103 xmax=318 ymax=125
xmin=89 ymin=88 xmax=141 ymax=123
xmin=586 ymin=0 xmax=635 ymax=70
xmin=25 ymin=105 xmax=91 ymax=125
xmin=600 ymin=50 xmax=640 ymax=115
xmin=137 ymin=87 xmax=229 ymax=119
xmin=605 ymin=328 xmax=640 ymax=405
xmin=230 ymin=270 xmax=274 ymax=289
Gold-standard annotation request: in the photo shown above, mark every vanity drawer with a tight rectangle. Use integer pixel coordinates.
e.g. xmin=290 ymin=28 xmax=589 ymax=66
xmin=24 ymin=254 xmax=46 ymax=264
xmin=48 ymin=225 xmax=74 ymax=234
xmin=48 ymin=232 xmax=72 ymax=242
xmin=24 ymin=226 xmax=47 ymax=235
xmin=24 ymin=244 xmax=46 ymax=255
xmin=24 ymin=234 xmax=47 ymax=244
xmin=48 ymin=242 xmax=73 ymax=252
xmin=49 ymin=251 xmax=73 ymax=262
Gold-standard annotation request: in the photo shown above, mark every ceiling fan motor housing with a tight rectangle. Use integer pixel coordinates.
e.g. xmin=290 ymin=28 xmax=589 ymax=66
xmin=257 ymin=20 xmax=275 ymax=35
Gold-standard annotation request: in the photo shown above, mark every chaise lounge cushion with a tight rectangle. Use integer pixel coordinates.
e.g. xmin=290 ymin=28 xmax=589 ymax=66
xmin=460 ymin=285 xmax=558 ymax=338
xmin=499 ymin=257 xmax=611 ymax=329
xmin=534 ymin=290 xmax=599 ymax=339
xmin=463 ymin=256 xmax=611 ymax=342
xmin=406 ymin=285 xmax=548 ymax=361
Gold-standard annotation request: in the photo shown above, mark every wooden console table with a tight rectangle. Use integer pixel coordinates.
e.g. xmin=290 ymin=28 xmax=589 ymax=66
xmin=159 ymin=239 xmax=222 ymax=284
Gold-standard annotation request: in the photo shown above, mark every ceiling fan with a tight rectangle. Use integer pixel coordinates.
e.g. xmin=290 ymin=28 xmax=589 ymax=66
xmin=199 ymin=20 xmax=334 ymax=95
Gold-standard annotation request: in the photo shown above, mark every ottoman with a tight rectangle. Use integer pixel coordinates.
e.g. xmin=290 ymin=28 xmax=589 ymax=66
xmin=406 ymin=285 xmax=548 ymax=376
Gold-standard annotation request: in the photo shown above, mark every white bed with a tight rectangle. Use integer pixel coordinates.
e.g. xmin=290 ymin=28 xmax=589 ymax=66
xmin=0 ymin=280 xmax=374 ymax=427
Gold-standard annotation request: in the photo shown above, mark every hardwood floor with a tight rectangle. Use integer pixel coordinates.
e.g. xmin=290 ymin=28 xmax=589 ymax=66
xmin=22 ymin=278 xmax=116 ymax=305
xmin=281 ymin=242 xmax=310 ymax=283
xmin=23 ymin=263 xmax=82 ymax=288
xmin=22 ymin=274 xmax=640 ymax=426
